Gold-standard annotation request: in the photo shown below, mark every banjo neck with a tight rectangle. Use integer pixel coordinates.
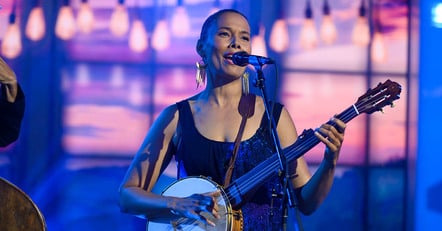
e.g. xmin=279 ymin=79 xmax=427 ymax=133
xmin=225 ymin=128 xmax=320 ymax=209
xmin=147 ymin=80 xmax=401 ymax=230
xmin=225 ymin=80 xmax=402 ymax=208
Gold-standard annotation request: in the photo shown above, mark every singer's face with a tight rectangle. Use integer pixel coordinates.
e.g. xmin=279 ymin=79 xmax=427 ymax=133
xmin=204 ymin=12 xmax=251 ymax=81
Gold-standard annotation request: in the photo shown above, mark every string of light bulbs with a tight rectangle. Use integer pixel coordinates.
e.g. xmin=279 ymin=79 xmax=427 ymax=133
xmin=1 ymin=0 xmax=386 ymax=62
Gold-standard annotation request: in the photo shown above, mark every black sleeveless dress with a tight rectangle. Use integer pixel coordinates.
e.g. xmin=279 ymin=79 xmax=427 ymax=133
xmin=175 ymin=99 xmax=287 ymax=231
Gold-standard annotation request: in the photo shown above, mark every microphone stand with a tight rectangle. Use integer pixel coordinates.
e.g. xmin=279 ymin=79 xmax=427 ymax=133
xmin=252 ymin=63 xmax=303 ymax=231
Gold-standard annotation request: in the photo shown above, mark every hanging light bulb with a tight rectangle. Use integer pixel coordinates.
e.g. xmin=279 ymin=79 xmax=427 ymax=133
xmin=251 ymin=25 xmax=267 ymax=57
xmin=55 ymin=1 xmax=76 ymax=40
xmin=77 ymin=0 xmax=95 ymax=34
xmin=152 ymin=19 xmax=170 ymax=51
xmin=110 ymin=0 xmax=129 ymax=37
xmin=300 ymin=0 xmax=318 ymax=49
xmin=269 ymin=0 xmax=289 ymax=53
xmin=25 ymin=5 xmax=46 ymax=41
xmin=129 ymin=19 xmax=148 ymax=53
xmin=432 ymin=3 xmax=442 ymax=28
xmin=320 ymin=0 xmax=337 ymax=44
xmin=352 ymin=0 xmax=370 ymax=46
xmin=269 ymin=20 xmax=289 ymax=53
xmin=371 ymin=31 xmax=387 ymax=63
xmin=2 ymin=12 xmax=22 ymax=59
xmin=129 ymin=80 xmax=144 ymax=106
xmin=110 ymin=65 xmax=124 ymax=88
xmin=171 ymin=0 xmax=191 ymax=37
xmin=76 ymin=63 xmax=90 ymax=86
xmin=371 ymin=1 xmax=387 ymax=63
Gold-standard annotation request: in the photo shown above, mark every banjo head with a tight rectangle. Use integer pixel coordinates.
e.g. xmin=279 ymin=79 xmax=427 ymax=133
xmin=147 ymin=176 xmax=238 ymax=231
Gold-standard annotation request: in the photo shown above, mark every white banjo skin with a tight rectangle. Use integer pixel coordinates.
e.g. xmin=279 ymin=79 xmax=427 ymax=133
xmin=147 ymin=176 xmax=239 ymax=231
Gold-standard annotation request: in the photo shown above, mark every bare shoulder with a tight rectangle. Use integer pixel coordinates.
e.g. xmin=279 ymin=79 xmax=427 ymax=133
xmin=159 ymin=103 xmax=179 ymax=118
xmin=250 ymin=94 xmax=266 ymax=114
xmin=279 ymin=106 xmax=295 ymax=125
xmin=276 ymin=104 xmax=298 ymax=148
xmin=151 ymin=103 xmax=180 ymax=133
xmin=254 ymin=96 xmax=293 ymax=125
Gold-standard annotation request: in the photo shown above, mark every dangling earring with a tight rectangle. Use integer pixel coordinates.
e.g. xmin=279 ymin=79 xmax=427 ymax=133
xmin=241 ymin=72 xmax=250 ymax=95
xmin=196 ymin=60 xmax=207 ymax=88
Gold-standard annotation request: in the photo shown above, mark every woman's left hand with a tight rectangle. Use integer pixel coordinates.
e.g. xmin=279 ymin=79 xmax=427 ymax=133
xmin=0 ymin=57 xmax=18 ymax=102
xmin=314 ymin=117 xmax=346 ymax=165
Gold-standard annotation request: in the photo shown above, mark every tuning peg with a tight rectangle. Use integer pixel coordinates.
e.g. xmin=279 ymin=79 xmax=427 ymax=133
xmin=379 ymin=108 xmax=384 ymax=113
xmin=390 ymin=103 xmax=395 ymax=108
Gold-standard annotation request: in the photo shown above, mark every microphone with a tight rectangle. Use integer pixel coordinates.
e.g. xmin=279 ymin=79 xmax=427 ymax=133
xmin=230 ymin=51 xmax=275 ymax=67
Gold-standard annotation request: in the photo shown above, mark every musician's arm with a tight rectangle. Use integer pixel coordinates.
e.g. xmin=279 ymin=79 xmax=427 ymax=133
xmin=293 ymin=156 xmax=337 ymax=215
xmin=277 ymin=108 xmax=345 ymax=215
xmin=119 ymin=104 xmax=220 ymax=227
xmin=118 ymin=105 xmax=179 ymax=219
xmin=295 ymin=118 xmax=345 ymax=214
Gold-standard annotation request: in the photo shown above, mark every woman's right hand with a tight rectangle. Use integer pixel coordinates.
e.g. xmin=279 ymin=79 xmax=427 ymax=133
xmin=169 ymin=191 xmax=221 ymax=227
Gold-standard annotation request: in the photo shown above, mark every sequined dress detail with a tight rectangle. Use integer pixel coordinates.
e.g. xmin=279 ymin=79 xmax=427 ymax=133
xmin=175 ymin=99 xmax=288 ymax=230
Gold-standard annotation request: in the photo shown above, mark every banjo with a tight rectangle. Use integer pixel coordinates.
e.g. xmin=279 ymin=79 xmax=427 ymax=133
xmin=147 ymin=79 xmax=402 ymax=231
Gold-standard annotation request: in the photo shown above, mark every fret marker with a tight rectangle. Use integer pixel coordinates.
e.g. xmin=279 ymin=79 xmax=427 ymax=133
xmin=352 ymin=104 xmax=360 ymax=115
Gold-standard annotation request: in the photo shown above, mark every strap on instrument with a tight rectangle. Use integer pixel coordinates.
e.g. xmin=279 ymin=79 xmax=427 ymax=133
xmin=223 ymin=94 xmax=255 ymax=188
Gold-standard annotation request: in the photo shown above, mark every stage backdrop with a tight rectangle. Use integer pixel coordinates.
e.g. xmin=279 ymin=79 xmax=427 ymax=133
xmin=0 ymin=0 xmax=417 ymax=230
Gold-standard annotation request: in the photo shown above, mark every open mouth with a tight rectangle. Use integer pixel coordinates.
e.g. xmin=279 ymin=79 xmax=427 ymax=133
xmin=223 ymin=54 xmax=233 ymax=60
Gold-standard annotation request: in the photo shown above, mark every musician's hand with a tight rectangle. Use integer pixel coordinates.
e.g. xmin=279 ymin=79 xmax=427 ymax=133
xmin=0 ymin=57 xmax=18 ymax=102
xmin=169 ymin=190 xmax=221 ymax=227
xmin=314 ymin=117 xmax=346 ymax=166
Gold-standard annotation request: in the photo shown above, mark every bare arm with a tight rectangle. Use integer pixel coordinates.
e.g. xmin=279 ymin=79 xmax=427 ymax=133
xmin=118 ymin=104 xmax=220 ymax=226
xmin=296 ymin=118 xmax=345 ymax=215
xmin=277 ymin=108 xmax=346 ymax=215
xmin=119 ymin=104 xmax=180 ymax=218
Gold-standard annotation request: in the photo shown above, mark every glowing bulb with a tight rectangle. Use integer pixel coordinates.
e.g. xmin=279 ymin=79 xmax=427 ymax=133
xmin=110 ymin=3 xmax=129 ymax=36
xmin=300 ymin=19 xmax=318 ymax=49
xmin=371 ymin=32 xmax=387 ymax=63
xmin=25 ymin=6 xmax=46 ymax=41
xmin=320 ymin=15 xmax=337 ymax=44
xmin=251 ymin=25 xmax=267 ymax=57
xmin=77 ymin=1 xmax=95 ymax=34
xmin=129 ymin=20 xmax=148 ymax=53
xmin=319 ymin=0 xmax=337 ymax=45
xmin=171 ymin=7 xmax=191 ymax=37
xmin=152 ymin=20 xmax=170 ymax=51
xmin=2 ymin=19 xmax=22 ymax=59
xmin=129 ymin=81 xmax=143 ymax=106
xmin=352 ymin=2 xmax=370 ymax=46
xmin=432 ymin=3 xmax=442 ymax=27
xmin=55 ymin=6 xmax=76 ymax=40
xmin=352 ymin=16 xmax=370 ymax=46
xmin=269 ymin=19 xmax=289 ymax=53
xmin=110 ymin=65 xmax=124 ymax=88
xmin=76 ymin=63 xmax=90 ymax=86
xmin=300 ymin=1 xmax=317 ymax=50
